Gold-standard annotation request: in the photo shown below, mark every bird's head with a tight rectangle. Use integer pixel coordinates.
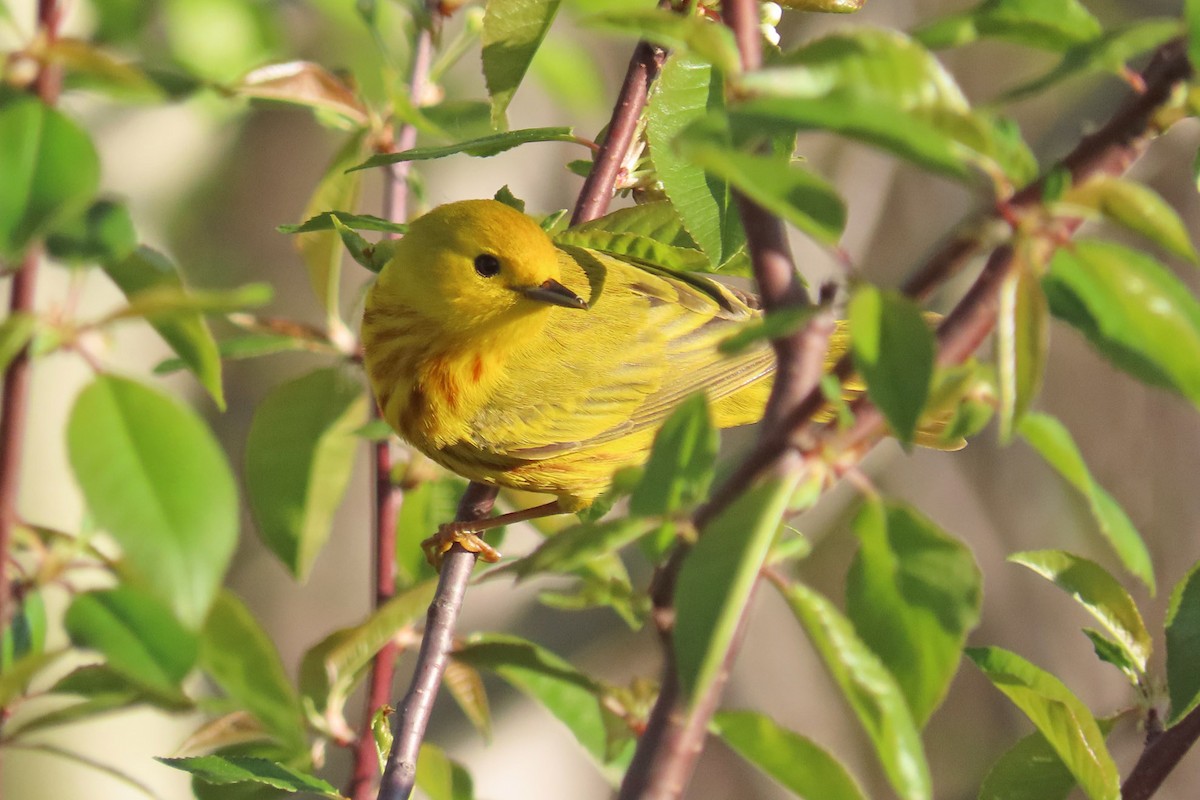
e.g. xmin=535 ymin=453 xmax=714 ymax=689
xmin=372 ymin=199 xmax=586 ymax=334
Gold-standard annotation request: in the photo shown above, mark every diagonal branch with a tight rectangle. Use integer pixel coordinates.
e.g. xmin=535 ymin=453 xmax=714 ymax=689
xmin=618 ymin=29 xmax=1194 ymax=800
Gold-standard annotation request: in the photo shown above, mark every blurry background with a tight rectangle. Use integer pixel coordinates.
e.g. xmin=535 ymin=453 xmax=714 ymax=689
xmin=4 ymin=0 xmax=1199 ymax=797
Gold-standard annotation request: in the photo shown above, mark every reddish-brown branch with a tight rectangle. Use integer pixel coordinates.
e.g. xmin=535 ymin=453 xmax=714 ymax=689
xmin=1122 ymin=703 xmax=1200 ymax=800
xmin=570 ymin=40 xmax=667 ymax=225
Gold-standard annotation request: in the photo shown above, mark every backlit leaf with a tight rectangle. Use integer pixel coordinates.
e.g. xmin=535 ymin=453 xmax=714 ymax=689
xmin=482 ymin=0 xmax=562 ymax=128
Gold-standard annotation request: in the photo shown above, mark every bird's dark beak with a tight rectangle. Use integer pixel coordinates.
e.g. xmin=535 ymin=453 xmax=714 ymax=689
xmin=519 ymin=279 xmax=587 ymax=310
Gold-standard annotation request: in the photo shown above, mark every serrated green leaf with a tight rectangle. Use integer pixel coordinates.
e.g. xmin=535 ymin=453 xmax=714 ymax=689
xmin=295 ymin=133 xmax=366 ymax=323
xmin=847 ymin=501 xmax=982 ymax=727
xmin=1166 ymin=560 xmax=1200 ymax=723
xmin=279 ymin=211 xmax=408 ymax=235
xmin=585 ymin=10 xmax=742 ymax=75
xmin=646 ymin=53 xmax=743 ymax=266
xmin=157 ymin=756 xmax=341 ymax=797
xmin=714 ymin=710 xmax=867 ymax=800
xmin=997 ymin=261 xmax=1048 ymax=441
xmin=849 ymin=286 xmax=934 ymax=443
xmin=102 ymin=247 xmax=227 ymax=409
xmin=67 ymin=376 xmax=238 ymax=628
xmin=454 ymin=634 xmax=633 ymax=782
xmin=1003 ymin=19 xmax=1182 ymax=101
xmin=1017 ymin=412 xmax=1154 ymax=593
xmin=914 ymin=0 xmax=1101 ymax=52
xmin=299 ymin=580 xmax=436 ymax=737
xmin=64 ymin=586 xmax=196 ymax=698
xmin=1044 ymin=240 xmax=1200 ymax=414
xmin=1009 ymin=550 xmax=1150 ymax=676
xmin=628 ymin=393 xmax=718 ymax=517
xmin=978 ymin=717 xmax=1118 ymax=800
xmin=1081 ymin=629 xmax=1141 ymax=683
xmin=966 ymin=646 xmax=1119 ymax=800
xmin=780 ymin=582 xmax=931 ymax=800
xmin=200 ymin=591 xmax=307 ymax=756
xmin=0 ymin=93 xmax=100 ymax=260
xmin=678 ymin=144 xmax=846 ymax=245
xmin=555 ymin=229 xmax=709 ymax=272
xmin=1061 ymin=177 xmax=1197 ymax=264
xmin=245 ymin=367 xmax=368 ymax=580
xmin=350 ymin=127 xmax=576 ymax=171
xmin=482 ymin=0 xmax=562 ymax=128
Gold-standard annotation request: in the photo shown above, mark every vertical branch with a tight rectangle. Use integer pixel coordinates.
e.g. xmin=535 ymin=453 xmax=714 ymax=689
xmin=346 ymin=6 xmax=439 ymax=800
xmin=1 ymin=0 xmax=62 ymax=638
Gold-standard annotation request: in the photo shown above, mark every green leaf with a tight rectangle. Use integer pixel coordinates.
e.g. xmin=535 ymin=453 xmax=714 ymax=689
xmin=416 ymin=743 xmax=475 ymax=800
xmin=585 ymin=10 xmax=742 ymax=75
xmin=780 ymin=582 xmax=930 ymax=800
xmin=157 ymin=756 xmax=341 ymax=798
xmin=1003 ymin=19 xmax=1182 ymax=101
xmin=677 ymin=144 xmax=846 ymax=245
xmin=675 ymin=476 xmax=795 ymax=704
xmin=978 ymin=717 xmax=1118 ymax=800
xmin=279 ymin=211 xmax=408 ymax=235
xmin=245 ymin=367 xmax=368 ymax=581
xmin=45 ymin=198 xmax=138 ymax=265
xmin=1017 ymin=412 xmax=1155 ymax=593
xmin=454 ymin=634 xmax=632 ymax=781
xmin=104 ymin=283 xmax=272 ymax=321
xmin=394 ymin=476 xmax=465 ymax=589
xmin=64 ymin=587 xmax=196 ymax=698
xmin=295 ymin=133 xmax=366 ymax=325
xmin=713 ymin=710 xmax=867 ymax=800
xmin=0 ymin=93 xmax=100 ymax=260
xmin=848 ymin=286 xmax=934 ymax=443
xmin=155 ymin=332 xmax=339 ymax=376
xmin=510 ymin=517 xmax=655 ymax=579
xmin=966 ymin=646 xmax=1119 ymax=800
xmin=44 ymin=37 xmax=165 ymax=99
xmin=846 ymin=501 xmax=982 ymax=727
xmin=996 ymin=261 xmax=1048 ymax=441
xmin=914 ymin=0 xmax=1102 ymax=52
xmin=350 ymin=127 xmax=577 ymax=171
xmin=482 ymin=0 xmax=562 ymax=128
xmin=1046 ymin=239 xmax=1200 ymax=407
xmin=554 ymin=230 xmax=709 ymax=272
xmin=1189 ymin=0 xmax=1200 ymax=86
xmin=0 ymin=312 xmax=36 ymax=374
xmin=719 ymin=307 xmax=821 ymax=356
xmin=645 ymin=53 xmax=743 ymax=266
xmin=0 ymin=651 xmax=64 ymax=709
xmin=628 ymin=394 xmax=718 ymax=517
xmin=102 ymin=247 xmax=227 ymax=409
xmin=1082 ymin=629 xmax=1142 ymax=683
xmin=1009 ymin=550 xmax=1151 ymax=677
xmin=1062 ymin=177 xmax=1197 ymax=264
xmin=67 ymin=376 xmax=238 ymax=628
xmin=299 ymin=580 xmax=436 ymax=737
xmin=1 ymin=589 xmax=46 ymax=669
xmin=199 ymin=591 xmax=307 ymax=756
xmin=1165 ymin=560 xmax=1200 ymax=723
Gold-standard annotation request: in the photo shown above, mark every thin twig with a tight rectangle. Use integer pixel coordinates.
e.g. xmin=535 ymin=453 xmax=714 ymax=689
xmin=346 ymin=6 xmax=440 ymax=800
xmin=1121 ymin=703 xmax=1200 ymax=800
xmin=376 ymin=18 xmax=676 ymax=799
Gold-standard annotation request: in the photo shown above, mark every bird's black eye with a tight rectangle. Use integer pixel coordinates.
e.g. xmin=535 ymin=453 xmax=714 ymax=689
xmin=474 ymin=254 xmax=501 ymax=277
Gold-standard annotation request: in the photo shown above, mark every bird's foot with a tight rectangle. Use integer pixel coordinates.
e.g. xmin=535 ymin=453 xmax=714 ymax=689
xmin=421 ymin=521 xmax=503 ymax=568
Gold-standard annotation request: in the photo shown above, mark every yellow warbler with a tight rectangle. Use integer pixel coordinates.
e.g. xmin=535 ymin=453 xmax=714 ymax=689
xmin=361 ymin=200 xmax=917 ymax=563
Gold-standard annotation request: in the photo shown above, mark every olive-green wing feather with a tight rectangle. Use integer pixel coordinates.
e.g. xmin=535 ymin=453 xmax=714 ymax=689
xmin=463 ymin=245 xmax=773 ymax=458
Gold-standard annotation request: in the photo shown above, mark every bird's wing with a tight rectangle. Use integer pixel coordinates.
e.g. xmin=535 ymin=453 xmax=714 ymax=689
xmin=464 ymin=245 xmax=774 ymax=458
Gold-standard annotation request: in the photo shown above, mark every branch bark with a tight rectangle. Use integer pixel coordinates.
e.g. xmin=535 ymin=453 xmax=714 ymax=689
xmin=618 ymin=30 xmax=1194 ymax=800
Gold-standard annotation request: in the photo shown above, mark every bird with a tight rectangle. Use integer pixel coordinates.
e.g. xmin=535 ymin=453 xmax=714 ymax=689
xmin=360 ymin=199 xmax=937 ymax=564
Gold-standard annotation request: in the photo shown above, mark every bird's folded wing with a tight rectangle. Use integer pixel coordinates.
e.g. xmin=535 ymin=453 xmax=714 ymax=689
xmin=464 ymin=246 xmax=774 ymax=458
